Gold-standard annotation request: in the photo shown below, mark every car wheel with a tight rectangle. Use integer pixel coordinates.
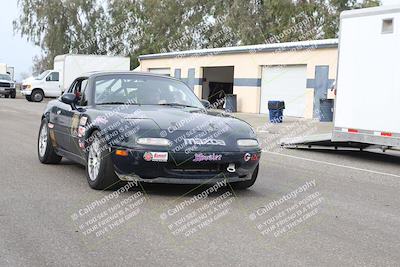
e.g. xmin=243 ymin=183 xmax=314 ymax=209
xmin=32 ymin=90 xmax=44 ymax=102
xmin=4 ymin=94 xmax=9 ymax=98
xmin=232 ymin=164 xmax=259 ymax=190
xmin=25 ymin=95 xmax=33 ymax=102
xmin=86 ymin=130 xmax=120 ymax=190
xmin=10 ymin=92 xmax=16 ymax=98
xmin=38 ymin=119 xmax=62 ymax=164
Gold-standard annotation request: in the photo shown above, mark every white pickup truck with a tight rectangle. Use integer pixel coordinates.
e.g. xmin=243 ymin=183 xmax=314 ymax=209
xmin=0 ymin=63 xmax=16 ymax=98
xmin=0 ymin=73 xmax=16 ymax=99
xmin=21 ymin=54 xmax=130 ymax=102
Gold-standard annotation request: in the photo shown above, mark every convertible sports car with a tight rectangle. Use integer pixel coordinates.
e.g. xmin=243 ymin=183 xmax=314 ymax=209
xmin=38 ymin=72 xmax=261 ymax=190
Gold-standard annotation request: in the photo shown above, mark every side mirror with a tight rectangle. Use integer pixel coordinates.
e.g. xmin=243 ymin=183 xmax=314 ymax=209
xmin=201 ymin=100 xmax=211 ymax=109
xmin=46 ymin=76 xmax=51 ymax=81
xmin=61 ymin=93 xmax=78 ymax=109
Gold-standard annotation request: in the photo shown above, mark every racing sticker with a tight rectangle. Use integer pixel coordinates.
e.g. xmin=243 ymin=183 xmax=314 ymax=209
xmin=193 ymin=153 xmax=222 ymax=162
xmin=78 ymin=126 xmax=86 ymax=137
xmin=244 ymin=153 xmax=259 ymax=162
xmin=79 ymin=116 xmax=88 ymax=126
xmin=78 ymin=140 xmax=85 ymax=149
xmin=184 ymin=138 xmax=226 ymax=146
xmin=251 ymin=154 xmax=260 ymax=161
xmin=143 ymin=152 xmax=168 ymax=162
xmin=71 ymin=114 xmax=80 ymax=137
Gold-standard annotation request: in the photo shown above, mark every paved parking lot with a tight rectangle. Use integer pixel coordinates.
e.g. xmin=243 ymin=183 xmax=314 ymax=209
xmin=1 ymin=98 xmax=399 ymax=266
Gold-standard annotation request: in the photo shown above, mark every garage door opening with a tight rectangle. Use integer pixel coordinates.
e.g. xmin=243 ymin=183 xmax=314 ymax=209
xmin=202 ymin=66 xmax=234 ymax=109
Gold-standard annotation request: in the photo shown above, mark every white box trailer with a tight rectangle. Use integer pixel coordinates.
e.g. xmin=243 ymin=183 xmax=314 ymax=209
xmin=54 ymin=54 xmax=131 ymax=92
xmin=22 ymin=54 xmax=131 ymax=102
xmin=6 ymin=66 xmax=14 ymax=80
xmin=0 ymin=63 xmax=7 ymax=74
xmin=332 ymin=5 xmax=400 ymax=147
xmin=0 ymin=64 xmax=14 ymax=79
xmin=281 ymin=5 xmax=400 ymax=150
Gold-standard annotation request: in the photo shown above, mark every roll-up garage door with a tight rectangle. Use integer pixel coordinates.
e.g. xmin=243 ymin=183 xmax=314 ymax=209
xmin=260 ymin=65 xmax=307 ymax=117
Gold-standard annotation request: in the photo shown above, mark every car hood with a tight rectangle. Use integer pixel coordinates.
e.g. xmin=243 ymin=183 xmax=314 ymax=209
xmin=98 ymin=105 xmax=251 ymax=130
xmin=92 ymin=105 xmax=257 ymax=152
xmin=0 ymin=79 xmax=11 ymax=83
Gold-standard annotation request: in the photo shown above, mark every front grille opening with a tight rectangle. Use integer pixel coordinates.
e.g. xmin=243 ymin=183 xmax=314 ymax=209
xmin=166 ymin=162 xmax=233 ymax=174
xmin=0 ymin=83 xmax=10 ymax=88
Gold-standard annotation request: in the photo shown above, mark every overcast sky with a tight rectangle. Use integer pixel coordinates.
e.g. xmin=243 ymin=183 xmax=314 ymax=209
xmin=0 ymin=0 xmax=397 ymax=81
xmin=0 ymin=1 xmax=40 ymax=81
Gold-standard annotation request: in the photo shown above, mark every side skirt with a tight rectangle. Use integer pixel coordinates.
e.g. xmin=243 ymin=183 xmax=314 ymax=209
xmin=56 ymin=148 xmax=87 ymax=166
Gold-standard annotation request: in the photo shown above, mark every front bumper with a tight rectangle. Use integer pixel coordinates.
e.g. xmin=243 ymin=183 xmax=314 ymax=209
xmin=0 ymin=87 xmax=15 ymax=95
xmin=111 ymin=149 xmax=261 ymax=184
xmin=20 ymin=90 xmax=31 ymax=96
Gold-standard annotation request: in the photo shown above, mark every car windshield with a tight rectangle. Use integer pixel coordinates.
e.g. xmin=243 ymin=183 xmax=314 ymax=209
xmin=36 ymin=70 xmax=51 ymax=80
xmin=0 ymin=74 xmax=11 ymax=81
xmin=94 ymin=74 xmax=204 ymax=109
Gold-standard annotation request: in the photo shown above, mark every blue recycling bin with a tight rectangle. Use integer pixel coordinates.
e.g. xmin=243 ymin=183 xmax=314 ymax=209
xmin=268 ymin=101 xmax=285 ymax=123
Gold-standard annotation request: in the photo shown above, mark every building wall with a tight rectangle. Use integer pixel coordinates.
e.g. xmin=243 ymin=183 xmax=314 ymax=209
xmin=138 ymin=47 xmax=338 ymax=118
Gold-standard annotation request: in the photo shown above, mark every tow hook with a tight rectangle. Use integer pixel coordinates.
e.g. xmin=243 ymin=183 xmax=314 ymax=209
xmin=227 ymin=163 xmax=236 ymax=173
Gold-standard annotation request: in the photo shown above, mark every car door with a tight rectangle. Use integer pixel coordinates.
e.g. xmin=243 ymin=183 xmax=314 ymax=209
xmin=69 ymin=78 xmax=90 ymax=158
xmin=50 ymin=80 xmax=78 ymax=152
xmin=44 ymin=72 xmax=60 ymax=97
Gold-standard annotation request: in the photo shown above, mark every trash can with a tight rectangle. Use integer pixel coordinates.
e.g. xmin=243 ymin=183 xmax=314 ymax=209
xmin=319 ymin=99 xmax=334 ymax=122
xmin=225 ymin=94 xmax=237 ymax=113
xmin=268 ymin=101 xmax=285 ymax=123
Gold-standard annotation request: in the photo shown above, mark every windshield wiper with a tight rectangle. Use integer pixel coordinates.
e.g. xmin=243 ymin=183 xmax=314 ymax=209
xmin=159 ymin=103 xmax=201 ymax=109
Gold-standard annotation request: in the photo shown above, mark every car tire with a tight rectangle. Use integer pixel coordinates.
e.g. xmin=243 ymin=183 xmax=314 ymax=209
xmin=4 ymin=94 xmax=9 ymax=98
xmin=25 ymin=95 xmax=33 ymax=102
xmin=86 ymin=130 xmax=120 ymax=190
xmin=10 ymin=91 xmax=16 ymax=98
xmin=232 ymin=164 xmax=259 ymax=190
xmin=38 ymin=119 xmax=62 ymax=164
xmin=31 ymin=89 xmax=44 ymax=102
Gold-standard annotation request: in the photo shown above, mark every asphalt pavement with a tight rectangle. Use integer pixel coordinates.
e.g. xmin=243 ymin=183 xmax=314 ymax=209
xmin=0 ymin=98 xmax=399 ymax=266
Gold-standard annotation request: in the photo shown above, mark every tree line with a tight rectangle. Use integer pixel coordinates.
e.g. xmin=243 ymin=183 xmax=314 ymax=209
xmin=13 ymin=0 xmax=380 ymax=73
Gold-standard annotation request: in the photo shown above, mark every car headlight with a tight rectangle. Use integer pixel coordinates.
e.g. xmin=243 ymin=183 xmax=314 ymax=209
xmin=10 ymin=83 xmax=15 ymax=88
xmin=237 ymin=139 xmax=259 ymax=147
xmin=136 ymin=138 xmax=171 ymax=146
xmin=23 ymin=84 xmax=32 ymax=90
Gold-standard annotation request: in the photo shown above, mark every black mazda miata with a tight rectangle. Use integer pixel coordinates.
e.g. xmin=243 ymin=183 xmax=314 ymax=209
xmin=38 ymin=72 xmax=261 ymax=190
